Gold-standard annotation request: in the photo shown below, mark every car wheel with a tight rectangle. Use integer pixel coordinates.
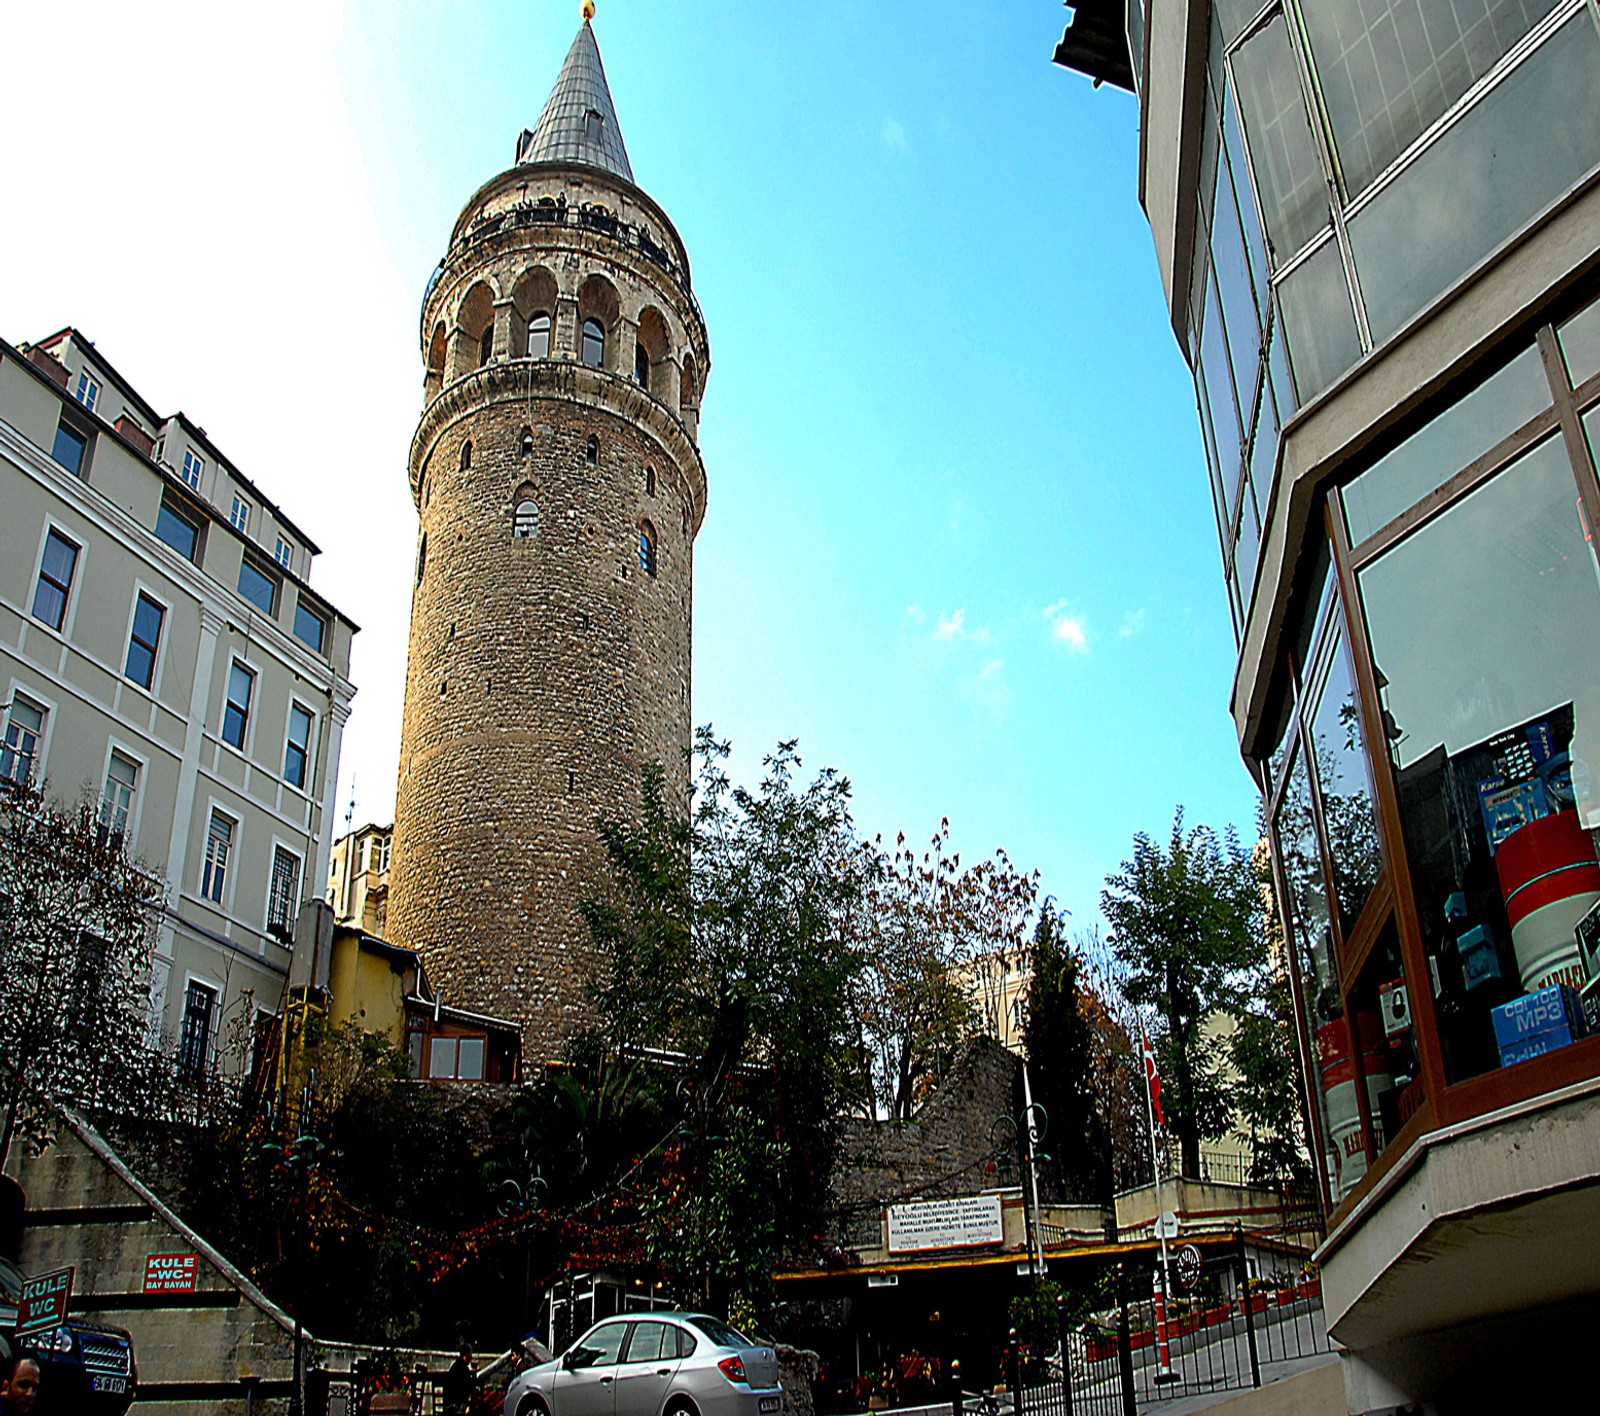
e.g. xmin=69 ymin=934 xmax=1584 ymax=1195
xmin=519 ymin=1397 xmax=552 ymax=1416
xmin=664 ymin=1399 xmax=699 ymax=1416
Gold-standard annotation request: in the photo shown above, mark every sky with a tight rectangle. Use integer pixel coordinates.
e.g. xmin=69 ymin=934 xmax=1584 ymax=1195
xmin=1 ymin=0 xmax=1259 ymax=932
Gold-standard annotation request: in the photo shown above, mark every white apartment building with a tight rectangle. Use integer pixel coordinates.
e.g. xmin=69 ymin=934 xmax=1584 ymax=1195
xmin=0 ymin=328 xmax=357 ymax=1076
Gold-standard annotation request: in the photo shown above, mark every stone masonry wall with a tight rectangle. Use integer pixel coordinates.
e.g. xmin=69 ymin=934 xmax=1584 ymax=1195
xmin=387 ymin=160 xmax=707 ymax=1058
xmin=832 ymin=1037 xmax=1022 ymax=1227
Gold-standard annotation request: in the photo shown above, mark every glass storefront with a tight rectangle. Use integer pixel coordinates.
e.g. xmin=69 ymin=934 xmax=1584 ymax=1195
xmin=1263 ymin=288 xmax=1600 ymax=1214
xmin=1184 ymin=2 xmax=1600 ymax=655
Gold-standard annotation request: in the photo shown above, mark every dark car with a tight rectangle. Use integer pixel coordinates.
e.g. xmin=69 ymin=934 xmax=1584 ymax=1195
xmin=0 ymin=1259 xmax=137 ymax=1414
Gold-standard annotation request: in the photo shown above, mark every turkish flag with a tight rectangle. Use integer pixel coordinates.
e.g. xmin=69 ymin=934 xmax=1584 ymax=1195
xmin=1141 ymin=1028 xmax=1164 ymax=1128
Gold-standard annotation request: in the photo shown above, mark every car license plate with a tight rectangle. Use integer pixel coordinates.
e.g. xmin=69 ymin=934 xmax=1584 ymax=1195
xmin=759 ymin=1398 xmax=780 ymax=1412
xmin=92 ymin=1377 xmax=128 ymax=1395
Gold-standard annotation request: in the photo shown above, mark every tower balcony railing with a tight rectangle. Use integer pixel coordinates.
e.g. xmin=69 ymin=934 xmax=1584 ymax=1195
xmin=454 ymin=197 xmax=706 ymax=336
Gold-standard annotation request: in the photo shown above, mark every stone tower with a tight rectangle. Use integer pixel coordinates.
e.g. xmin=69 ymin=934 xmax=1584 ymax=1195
xmin=387 ymin=13 xmax=708 ymax=1053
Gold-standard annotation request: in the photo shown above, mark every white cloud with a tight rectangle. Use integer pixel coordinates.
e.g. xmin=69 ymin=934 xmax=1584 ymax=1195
xmin=934 ymin=609 xmax=967 ymax=641
xmin=881 ymin=117 xmax=908 ymax=154
xmin=1117 ymin=607 xmax=1148 ymax=639
xmin=1053 ymin=617 xmax=1089 ymax=649
xmin=1043 ymin=599 xmax=1091 ymax=653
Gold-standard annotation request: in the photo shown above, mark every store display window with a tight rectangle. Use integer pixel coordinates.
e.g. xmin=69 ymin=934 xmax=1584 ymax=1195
xmin=1357 ymin=434 xmax=1600 ymax=1083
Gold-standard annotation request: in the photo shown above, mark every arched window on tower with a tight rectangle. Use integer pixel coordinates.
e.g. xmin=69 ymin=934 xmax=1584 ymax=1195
xmin=512 ymin=499 xmax=539 ymax=539
xmin=460 ymin=440 xmax=472 ymax=472
xmin=479 ymin=325 xmax=494 ymax=368
xmin=634 ymin=342 xmax=649 ymax=386
xmin=416 ymin=532 xmax=427 ymax=585
xmin=586 ymin=435 xmax=599 ymax=466
xmin=645 ymin=466 xmax=656 ymax=496
xmin=528 ymin=311 xmax=551 ymax=359
xmin=519 ymin=428 xmax=534 ymax=458
xmin=638 ymin=521 xmax=658 ymax=579
xmin=582 ymin=318 xmax=605 ymax=368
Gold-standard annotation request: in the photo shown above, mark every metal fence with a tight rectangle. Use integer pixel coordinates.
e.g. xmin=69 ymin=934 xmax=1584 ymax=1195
xmin=949 ymin=1235 xmax=1330 ymax=1416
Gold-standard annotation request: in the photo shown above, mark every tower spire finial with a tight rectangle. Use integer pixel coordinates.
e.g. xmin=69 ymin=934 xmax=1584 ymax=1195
xmin=517 ymin=11 xmax=634 ymax=181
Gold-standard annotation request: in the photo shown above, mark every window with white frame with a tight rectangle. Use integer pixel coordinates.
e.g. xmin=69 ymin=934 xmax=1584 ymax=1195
xmin=124 ymin=592 xmax=165 ymax=690
xmin=267 ymin=845 xmax=301 ymax=936
xmin=1 ymin=697 xmax=44 ymax=784
xmin=201 ymin=810 xmax=234 ymax=903
xmin=97 ymin=751 xmax=139 ymax=849
xmin=283 ymin=702 xmax=314 ymax=788
xmin=177 ymin=979 xmax=218 ymax=1078
xmin=275 ymin=536 xmax=293 ymax=569
xmin=222 ymin=662 xmax=254 ymax=749
xmin=74 ymin=372 xmax=99 ymax=412
xmin=181 ymin=448 xmax=204 ymax=490
xmin=230 ymin=495 xmax=250 ymax=533
xmin=31 ymin=529 xmax=80 ymax=631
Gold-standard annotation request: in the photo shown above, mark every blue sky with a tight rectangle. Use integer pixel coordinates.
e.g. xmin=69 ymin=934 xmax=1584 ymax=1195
xmin=3 ymin=1 xmax=1258 ymax=928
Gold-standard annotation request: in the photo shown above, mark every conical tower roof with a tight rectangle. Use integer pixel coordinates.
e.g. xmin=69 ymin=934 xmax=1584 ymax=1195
xmin=518 ymin=18 xmax=634 ymax=183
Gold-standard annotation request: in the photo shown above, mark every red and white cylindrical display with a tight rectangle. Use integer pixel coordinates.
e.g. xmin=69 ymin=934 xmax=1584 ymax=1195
xmin=1495 ymin=810 xmax=1599 ymax=992
xmin=1317 ymin=1012 xmax=1392 ymax=1201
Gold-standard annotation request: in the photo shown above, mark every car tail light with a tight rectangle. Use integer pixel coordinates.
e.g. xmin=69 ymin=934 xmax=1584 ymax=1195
xmin=717 ymin=1356 xmax=749 ymax=1384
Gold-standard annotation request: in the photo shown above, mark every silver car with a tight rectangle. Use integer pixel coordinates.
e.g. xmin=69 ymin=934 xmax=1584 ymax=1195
xmin=506 ymin=1313 xmax=781 ymax=1416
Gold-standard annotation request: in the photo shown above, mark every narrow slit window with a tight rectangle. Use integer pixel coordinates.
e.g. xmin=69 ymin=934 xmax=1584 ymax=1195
xmin=639 ymin=522 xmax=658 ymax=579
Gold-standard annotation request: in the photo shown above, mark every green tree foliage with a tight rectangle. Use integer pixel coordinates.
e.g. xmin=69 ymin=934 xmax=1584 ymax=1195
xmin=856 ymin=823 xmax=1038 ymax=1120
xmin=0 ymin=775 xmax=165 ymax=1164
xmin=584 ymin=730 xmax=869 ymax=1311
xmin=1021 ymin=906 xmax=1111 ymax=1204
xmin=1100 ymin=810 xmax=1262 ymax=1178
xmin=1226 ymin=987 xmax=1308 ymax=1183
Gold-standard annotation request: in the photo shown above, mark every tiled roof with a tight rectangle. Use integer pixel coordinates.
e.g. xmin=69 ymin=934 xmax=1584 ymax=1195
xmin=518 ymin=20 xmax=634 ymax=182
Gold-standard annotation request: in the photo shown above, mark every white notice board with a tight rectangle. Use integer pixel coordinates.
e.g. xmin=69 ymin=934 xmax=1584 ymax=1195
xmin=886 ymin=1194 xmax=1004 ymax=1254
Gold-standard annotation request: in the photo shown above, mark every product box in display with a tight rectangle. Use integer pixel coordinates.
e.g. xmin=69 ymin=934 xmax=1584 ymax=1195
xmin=1582 ymin=976 xmax=1600 ymax=1036
xmin=1478 ymin=778 xmax=1548 ymax=854
xmin=1499 ymin=1030 xmax=1577 ymax=1066
xmin=1484 ymin=985 xmax=1587 ymax=1049
xmin=1575 ymin=898 xmax=1600 ymax=979
xmin=1456 ymin=923 xmax=1502 ymax=989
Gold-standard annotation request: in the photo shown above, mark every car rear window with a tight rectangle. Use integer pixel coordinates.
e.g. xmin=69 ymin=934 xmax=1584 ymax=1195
xmin=688 ymin=1316 xmax=749 ymax=1349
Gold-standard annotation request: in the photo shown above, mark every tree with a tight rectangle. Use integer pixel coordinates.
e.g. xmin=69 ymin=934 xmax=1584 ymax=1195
xmin=584 ymin=730 xmax=869 ymax=1307
xmin=1226 ymin=972 xmax=1310 ymax=1184
xmin=855 ymin=822 xmax=1038 ymax=1120
xmin=1100 ymin=809 xmax=1261 ymax=1178
xmin=0 ymin=775 xmax=164 ymax=1165
xmin=1021 ymin=906 xmax=1111 ymax=1204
